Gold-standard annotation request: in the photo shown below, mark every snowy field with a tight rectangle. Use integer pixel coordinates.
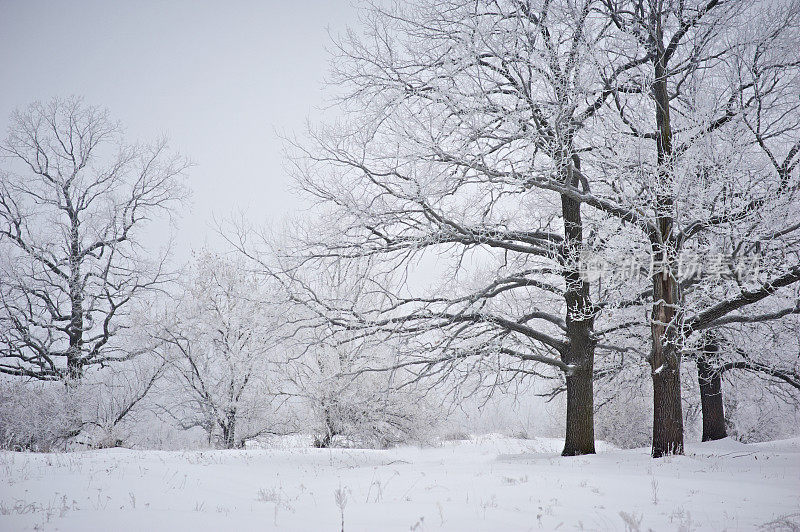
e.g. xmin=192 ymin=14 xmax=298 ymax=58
xmin=1 ymin=435 xmax=799 ymax=531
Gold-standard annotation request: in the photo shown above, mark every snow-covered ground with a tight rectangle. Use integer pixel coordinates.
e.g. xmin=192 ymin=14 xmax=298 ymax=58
xmin=1 ymin=435 xmax=798 ymax=531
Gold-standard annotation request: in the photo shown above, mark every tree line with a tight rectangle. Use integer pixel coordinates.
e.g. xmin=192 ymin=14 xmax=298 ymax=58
xmin=1 ymin=0 xmax=799 ymax=456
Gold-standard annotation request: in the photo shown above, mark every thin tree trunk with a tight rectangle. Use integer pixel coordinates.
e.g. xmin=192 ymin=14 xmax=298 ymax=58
xmin=314 ymin=407 xmax=336 ymax=448
xmin=698 ymin=338 xmax=727 ymax=441
xmin=222 ymin=411 xmax=237 ymax=449
xmin=560 ymin=158 xmax=596 ymax=456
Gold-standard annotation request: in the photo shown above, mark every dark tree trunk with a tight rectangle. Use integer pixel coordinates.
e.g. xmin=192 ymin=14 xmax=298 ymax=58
xmin=650 ymin=253 xmax=684 ymax=457
xmin=67 ymin=212 xmax=84 ymax=381
xmin=314 ymin=432 xmax=333 ymax=449
xmin=562 ymin=330 xmax=595 ymax=456
xmin=560 ymin=158 xmax=596 ymax=456
xmin=221 ymin=411 xmax=237 ymax=449
xmin=314 ymin=408 xmax=336 ymax=448
xmin=651 ymin=356 xmax=684 ymax=456
xmin=649 ymin=20 xmax=684 ymax=458
xmin=66 ymin=349 xmax=83 ymax=381
xmin=698 ymin=338 xmax=727 ymax=441
xmin=67 ymin=260 xmax=84 ymax=380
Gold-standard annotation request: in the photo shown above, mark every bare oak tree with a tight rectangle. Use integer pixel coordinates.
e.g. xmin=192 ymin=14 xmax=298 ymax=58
xmin=0 ymin=97 xmax=188 ymax=380
xmin=598 ymin=0 xmax=800 ymax=455
xmin=156 ymin=252 xmax=284 ymax=449
xmin=272 ymin=0 xmax=657 ymax=456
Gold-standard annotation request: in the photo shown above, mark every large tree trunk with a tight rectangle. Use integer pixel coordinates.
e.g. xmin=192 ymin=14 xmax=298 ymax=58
xmin=66 ymin=282 xmax=84 ymax=381
xmin=650 ymin=36 xmax=683 ymax=458
xmin=562 ymin=323 xmax=596 ymax=456
xmin=651 ymin=347 xmax=684 ymax=456
xmin=560 ymin=158 xmax=596 ymax=456
xmin=648 ymin=16 xmax=684 ymax=458
xmin=66 ymin=347 xmax=83 ymax=381
xmin=650 ymin=255 xmax=684 ymax=457
xmin=67 ymin=213 xmax=84 ymax=381
xmin=698 ymin=338 xmax=727 ymax=441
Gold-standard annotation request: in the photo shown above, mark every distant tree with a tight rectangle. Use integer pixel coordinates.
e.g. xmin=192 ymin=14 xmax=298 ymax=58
xmin=0 ymin=97 xmax=188 ymax=381
xmin=157 ymin=252 xmax=283 ymax=449
xmin=286 ymin=336 xmax=436 ymax=449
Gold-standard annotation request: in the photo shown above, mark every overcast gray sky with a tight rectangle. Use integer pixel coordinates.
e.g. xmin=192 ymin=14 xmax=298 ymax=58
xmin=0 ymin=0 xmax=360 ymax=259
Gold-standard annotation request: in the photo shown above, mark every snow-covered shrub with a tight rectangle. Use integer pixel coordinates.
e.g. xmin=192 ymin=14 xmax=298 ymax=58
xmin=309 ymin=371 xmax=438 ymax=448
xmin=77 ymin=356 xmax=167 ymax=448
xmin=154 ymin=252 xmax=288 ymax=449
xmin=594 ymin=362 xmax=653 ymax=449
xmin=0 ymin=379 xmax=84 ymax=451
xmin=594 ymin=391 xmax=652 ymax=449
xmin=0 ymin=354 xmax=164 ymax=451
xmin=723 ymin=371 xmax=800 ymax=444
